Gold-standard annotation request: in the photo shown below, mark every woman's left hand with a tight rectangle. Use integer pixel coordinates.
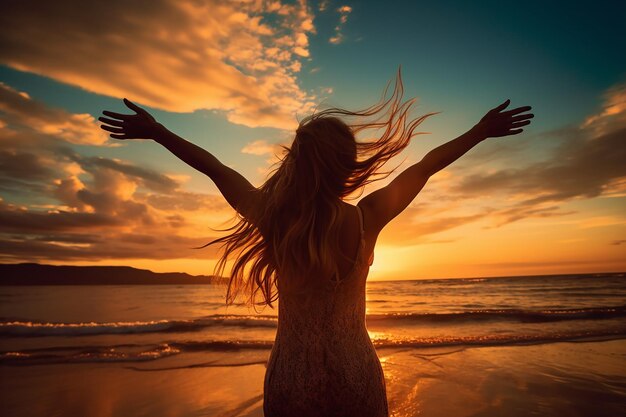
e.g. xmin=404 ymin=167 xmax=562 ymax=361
xmin=472 ymin=99 xmax=534 ymax=139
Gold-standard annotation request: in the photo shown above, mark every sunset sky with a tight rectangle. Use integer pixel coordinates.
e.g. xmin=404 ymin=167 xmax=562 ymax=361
xmin=0 ymin=0 xmax=624 ymax=280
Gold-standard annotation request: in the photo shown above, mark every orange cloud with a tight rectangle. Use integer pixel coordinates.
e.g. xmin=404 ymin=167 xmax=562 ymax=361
xmin=329 ymin=5 xmax=353 ymax=44
xmin=369 ymin=82 xmax=626 ymax=248
xmin=582 ymin=83 xmax=626 ymax=137
xmin=0 ymin=83 xmax=108 ymax=145
xmin=241 ymin=137 xmax=293 ymax=179
xmin=0 ymin=83 xmax=233 ymax=263
xmin=0 ymin=0 xmax=317 ymax=129
xmin=241 ymin=140 xmax=284 ymax=157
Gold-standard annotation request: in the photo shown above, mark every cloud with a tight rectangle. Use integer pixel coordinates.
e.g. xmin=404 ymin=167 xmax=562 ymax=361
xmin=0 ymin=82 xmax=108 ymax=145
xmin=0 ymin=227 xmax=221 ymax=261
xmin=0 ymin=82 xmax=234 ymax=263
xmin=0 ymin=199 xmax=121 ymax=233
xmin=440 ymin=82 xmax=626 ymax=228
xmin=370 ymin=82 xmax=626 ymax=244
xmin=338 ymin=6 xmax=353 ymax=15
xmin=386 ymin=214 xmax=482 ymax=245
xmin=581 ymin=82 xmax=626 ymax=137
xmin=241 ymin=139 xmax=284 ymax=156
xmin=0 ymin=84 xmax=109 ymax=199
xmin=241 ymin=137 xmax=293 ymax=178
xmin=141 ymin=191 xmax=228 ymax=213
xmin=485 ymin=205 xmax=577 ymax=228
xmin=451 ymin=126 xmax=626 ymax=204
xmin=376 ymin=203 xmax=482 ymax=245
xmin=74 ymin=154 xmax=179 ymax=194
xmin=0 ymin=0 xmax=317 ymax=129
xmin=329 ymin=5 xmax=353 ymax=44
xmin=0 ymin=150 xmax=53 ymax=181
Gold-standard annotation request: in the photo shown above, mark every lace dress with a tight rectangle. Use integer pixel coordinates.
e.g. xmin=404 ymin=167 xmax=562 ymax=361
xmin=263 ymin=205 xmax=388 ymax=417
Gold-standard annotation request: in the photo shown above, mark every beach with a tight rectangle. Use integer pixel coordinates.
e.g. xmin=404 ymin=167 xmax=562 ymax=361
xmin=2 ymin=1 xmax=625 ymax=415
xmin=2 ymin=340 xmax=624 ymax=417
xmin=1 ymin=273 xmax=625 ymax=416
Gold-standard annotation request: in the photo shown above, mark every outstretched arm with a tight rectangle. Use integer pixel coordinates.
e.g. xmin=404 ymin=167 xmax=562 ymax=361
xmin=99 ymin=99 xmax=257 ymax=217
xmin=359 ymin=99 xmax=533 ymax=234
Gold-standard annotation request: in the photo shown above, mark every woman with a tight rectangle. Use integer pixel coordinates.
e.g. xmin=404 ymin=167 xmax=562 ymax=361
xmin=99 ymin=73 xmax=533 ymax=417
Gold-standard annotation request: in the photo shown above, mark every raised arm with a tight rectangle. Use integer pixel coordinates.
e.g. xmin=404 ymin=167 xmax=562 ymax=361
xmin=99 ymin=99 xmax=257 ymax=217
xmin=359 ymin=99 xmax=533 ymax=234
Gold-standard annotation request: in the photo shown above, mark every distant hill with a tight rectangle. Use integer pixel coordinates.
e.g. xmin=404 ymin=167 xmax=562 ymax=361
xmin=0 ymin=263 xmax=227 ymax=285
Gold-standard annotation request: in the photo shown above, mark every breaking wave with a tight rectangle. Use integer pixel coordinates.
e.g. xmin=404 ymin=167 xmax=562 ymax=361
xmin=3 ymin=306 xmax=625 ymax=337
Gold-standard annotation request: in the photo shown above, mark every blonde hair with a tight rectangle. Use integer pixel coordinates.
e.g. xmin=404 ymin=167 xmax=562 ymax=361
xmin=202 ymin=69 xmax=436 ymax=307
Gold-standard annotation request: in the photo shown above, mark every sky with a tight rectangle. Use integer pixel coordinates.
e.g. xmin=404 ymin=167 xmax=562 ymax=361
xmin=0 ymin=0 xmax=625 ymax=280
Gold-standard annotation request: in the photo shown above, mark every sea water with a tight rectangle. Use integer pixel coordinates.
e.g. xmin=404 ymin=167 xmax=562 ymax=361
xmin=1 ymin=273 xmax=625 ymax=365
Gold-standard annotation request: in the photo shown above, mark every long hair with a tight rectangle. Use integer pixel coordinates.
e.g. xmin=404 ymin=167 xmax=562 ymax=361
xmin=202 ymin=69 xmax=437 ymax=308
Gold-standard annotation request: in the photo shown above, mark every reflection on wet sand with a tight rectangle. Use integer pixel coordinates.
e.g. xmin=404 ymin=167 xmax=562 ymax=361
xmin=2 ymin=340 xmax=625 ymax=417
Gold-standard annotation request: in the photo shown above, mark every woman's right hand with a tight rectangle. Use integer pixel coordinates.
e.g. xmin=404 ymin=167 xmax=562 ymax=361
xmin=99 ymin=98 xmax=163 ymax=140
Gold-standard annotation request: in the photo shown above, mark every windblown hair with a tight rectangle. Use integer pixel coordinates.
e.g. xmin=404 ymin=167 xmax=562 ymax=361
xmin=203 ymin=69 xmax=436 ymax=308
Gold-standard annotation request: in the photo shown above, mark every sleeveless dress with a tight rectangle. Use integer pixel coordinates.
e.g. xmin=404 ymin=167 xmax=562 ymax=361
xmin=263 ymin=205 xmax=388 ymax=417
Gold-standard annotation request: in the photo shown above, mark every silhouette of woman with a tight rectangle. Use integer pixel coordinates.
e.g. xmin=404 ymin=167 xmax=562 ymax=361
xmin=99 ymin=71 xmax=532 ymax=417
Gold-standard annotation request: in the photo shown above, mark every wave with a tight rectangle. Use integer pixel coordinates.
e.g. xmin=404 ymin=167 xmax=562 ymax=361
xmin=2 ymin=329 xmax=625 ymax=366
xmin=0 ymin=315 xmax=278 ymax=337
xmin=0 ymin=343 xmax=182 ymax=366
xmin=367 ymin=305 xmax=626 ymax=324
xmin=2 ymin=306 xmax=626 ymax=337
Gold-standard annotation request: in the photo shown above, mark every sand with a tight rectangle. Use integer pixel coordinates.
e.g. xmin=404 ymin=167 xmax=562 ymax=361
xmin=1 ymin=340 xmax=625 ymax=417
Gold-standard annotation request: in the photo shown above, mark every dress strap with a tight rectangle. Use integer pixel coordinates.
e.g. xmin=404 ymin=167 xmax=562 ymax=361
xmin=353 ymin=205 xmax=366 ymax=265
xmin=356 ymin=205 xmax=374 ymax=267
xmin=355 ymin=204 xmax=365 ymax=237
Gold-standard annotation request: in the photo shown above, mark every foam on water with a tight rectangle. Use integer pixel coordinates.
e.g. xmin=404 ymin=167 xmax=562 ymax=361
xmin=2 ymin=305 xmax=626 ymax=337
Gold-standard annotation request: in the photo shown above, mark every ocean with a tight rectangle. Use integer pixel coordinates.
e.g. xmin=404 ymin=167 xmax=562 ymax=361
xmin=1 ymin=272 xmax=625 ymax=416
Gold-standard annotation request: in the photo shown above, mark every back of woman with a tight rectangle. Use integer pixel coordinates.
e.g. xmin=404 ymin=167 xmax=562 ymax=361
xmin=264 ymin=203 xmax=386 ymax=417
xmin=99 ymin=69 xmax=532 ymax=417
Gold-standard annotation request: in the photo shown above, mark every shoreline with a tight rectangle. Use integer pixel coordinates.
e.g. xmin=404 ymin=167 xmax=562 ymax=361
xmin=2 ymin=339 xmax=625 ymax=417
xmin=3 ymin=333 xmax=626 ymax=368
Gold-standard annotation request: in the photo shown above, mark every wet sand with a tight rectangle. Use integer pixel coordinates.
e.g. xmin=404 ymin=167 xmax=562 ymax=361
xmin=2 ymin=340 xmax=625 ymax=417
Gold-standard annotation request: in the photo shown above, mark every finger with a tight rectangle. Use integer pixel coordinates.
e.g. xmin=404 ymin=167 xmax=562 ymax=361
xmin=491 ymin=99 xmax=510 ymax=113
xmin=98 ymin=116 xmax=124 ymax=127
xmin=508 ymin=128 xmax=524 ymax=135
xmin=511 ymin=120 xmax=531 ymax=128
xmin=511 ymin=113 xmax=534 ymax=122
xmin=502 ymin=106 xmax=532 ymax=117
xmin=124 ymin=98 xmax=147 ymax=114
xmin=109 ymin=133 xmax=130 ymax=139
xmin=100 ymin=125 xmax=125 ymax=133
xmin=102 ymin=110 xmax=131 ymax=120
